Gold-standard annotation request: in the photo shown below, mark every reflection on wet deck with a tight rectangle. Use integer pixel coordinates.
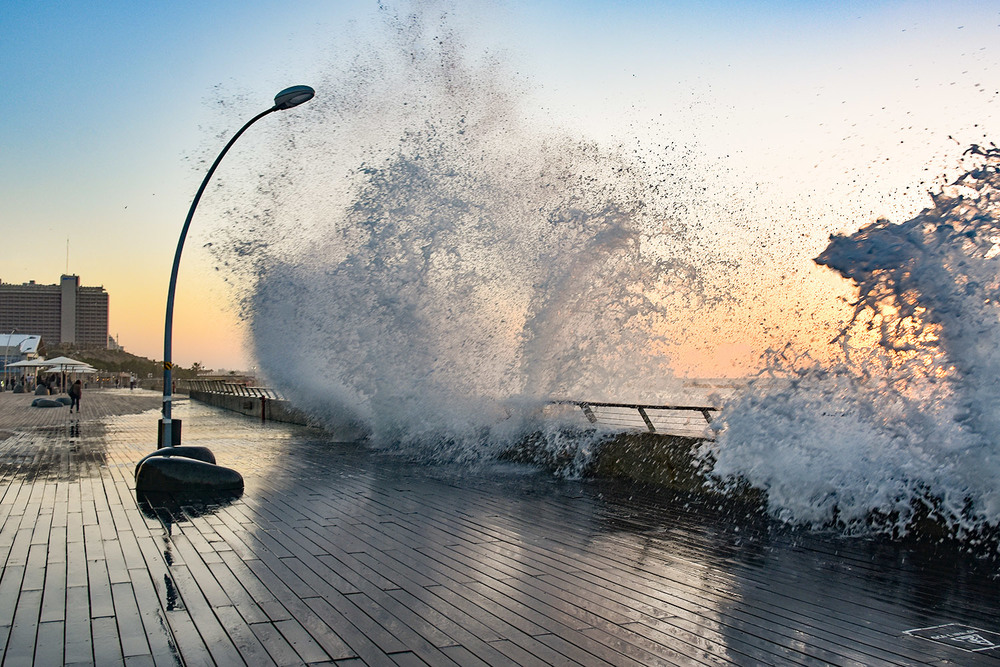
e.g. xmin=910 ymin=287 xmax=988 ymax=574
xmin=1 ymin=395 xmax=998 ymax=665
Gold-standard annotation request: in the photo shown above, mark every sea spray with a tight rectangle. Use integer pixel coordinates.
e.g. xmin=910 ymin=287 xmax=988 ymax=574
xmin=206 ymin=1 xmax=718 ymax=464
xmin=704 ymin=146 xmax=1000 ymax=540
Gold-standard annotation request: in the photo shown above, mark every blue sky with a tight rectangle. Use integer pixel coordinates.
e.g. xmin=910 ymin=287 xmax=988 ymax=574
xmin=2 ymin=0 xmax=998 ymax=372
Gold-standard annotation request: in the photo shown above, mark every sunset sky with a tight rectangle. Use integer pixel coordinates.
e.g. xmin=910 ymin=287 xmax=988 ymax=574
xmin=2 ymin=0 xmax=998 ymax=375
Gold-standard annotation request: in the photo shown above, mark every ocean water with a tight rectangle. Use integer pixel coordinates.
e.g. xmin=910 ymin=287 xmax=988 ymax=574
xmin=207 ymin=3 xmax=999 ymax=541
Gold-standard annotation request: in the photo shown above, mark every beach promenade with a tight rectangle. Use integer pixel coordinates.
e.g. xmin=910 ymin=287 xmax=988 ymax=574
xmin=0 ymin=389 xmax=998 ymax=665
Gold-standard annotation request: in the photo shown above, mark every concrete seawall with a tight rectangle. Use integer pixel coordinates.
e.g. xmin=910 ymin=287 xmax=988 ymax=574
xmin=188 ymin=390 xmax=313 ymax=426
xmin=502 ymin=429 xmax=726 ymax=496
xmin=592 ymin=432 xmax=711 ymax=492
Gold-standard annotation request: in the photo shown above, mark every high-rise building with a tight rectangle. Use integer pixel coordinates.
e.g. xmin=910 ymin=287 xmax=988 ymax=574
xmin=0 ymin=275 xmax=109 ymax=348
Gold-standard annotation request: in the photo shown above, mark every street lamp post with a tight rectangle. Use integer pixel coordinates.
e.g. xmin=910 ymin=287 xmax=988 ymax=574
xmin=159 ymin=85 xmax=315 ymax=449
xmin=3 ymin=329 xmax=16 ymax=391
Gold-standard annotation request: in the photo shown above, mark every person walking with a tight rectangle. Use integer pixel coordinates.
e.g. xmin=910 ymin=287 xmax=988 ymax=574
xmin=69 ymin=379 xmax=82 ymax=413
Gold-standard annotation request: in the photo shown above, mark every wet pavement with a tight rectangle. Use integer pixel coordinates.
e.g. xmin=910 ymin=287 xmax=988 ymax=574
xmin=1 ymin=391 xmax=998 ymax=665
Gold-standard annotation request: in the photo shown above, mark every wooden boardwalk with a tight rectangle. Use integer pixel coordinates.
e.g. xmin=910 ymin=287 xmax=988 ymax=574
xmin=1 ymin=390 xmax=999 ymax=665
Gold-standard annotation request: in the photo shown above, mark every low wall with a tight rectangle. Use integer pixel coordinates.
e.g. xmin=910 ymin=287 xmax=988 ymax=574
xmin=500 ymin=429 xmax=765 ymax=508
xmin=189 ymin=390 xmax=312 ymax=426
xmin=592 ymin=432 xmax=712 ymax=493
xmin=502 ymin=430 xmax=722 ymax=494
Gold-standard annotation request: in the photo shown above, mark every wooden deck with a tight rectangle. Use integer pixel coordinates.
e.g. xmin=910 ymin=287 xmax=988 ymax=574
xmin=1 ymin=390 xmax=999 ymax=665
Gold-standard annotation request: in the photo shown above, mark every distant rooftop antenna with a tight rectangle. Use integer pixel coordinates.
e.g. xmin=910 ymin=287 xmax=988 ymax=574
xmin=65 ymin=239 xmax=69 ymax=273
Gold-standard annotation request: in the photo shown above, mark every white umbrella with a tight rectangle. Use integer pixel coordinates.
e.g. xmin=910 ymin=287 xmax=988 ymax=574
xmin=7 ymin=358 xmax=48 ymax=383
xmin=34 ymin=356 xmax=94 ymax=390
xmin=7 ymin=358 xmax=52 ymax=368
xmin=40 ymin=356 xmax=89 ymax=369
xmin=47 ymin=366 xmax=97 ymax=374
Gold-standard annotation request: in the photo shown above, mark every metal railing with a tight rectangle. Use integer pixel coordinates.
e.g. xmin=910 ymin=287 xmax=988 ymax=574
xmin=550 ymin=400 xmax=718 ymax=438
xmin=185 ymin=381 xmax=717 ymax=438
xmin=187 ymin=379 xmax=285 ymax=400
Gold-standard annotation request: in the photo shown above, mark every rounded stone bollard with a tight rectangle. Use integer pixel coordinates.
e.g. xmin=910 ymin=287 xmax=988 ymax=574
xmin=34 ymin=385 xmax=49 ymax=396
xmin=31 ymin=398 xmax=63 ymax=408
xmin=135 ymin=457 xmax=244 ymax=493
xmin=134 ymin=446 xmax=217 ymax=479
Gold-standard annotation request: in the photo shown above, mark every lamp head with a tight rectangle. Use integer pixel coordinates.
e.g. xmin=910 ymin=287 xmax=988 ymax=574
xmin=274 ymin=85 xmax=315 ymax=110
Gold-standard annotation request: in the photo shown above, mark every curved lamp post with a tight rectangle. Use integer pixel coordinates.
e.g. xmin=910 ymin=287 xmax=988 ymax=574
xmin=138 ymin=85 xmax=314 ymax=493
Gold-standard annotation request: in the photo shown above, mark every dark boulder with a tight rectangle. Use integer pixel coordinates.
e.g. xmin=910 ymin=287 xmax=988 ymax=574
xmin=31 ymin=398 xmax=62 ymax=408
xmin=135 ymin=457 xmax=243 ymax=493
xmin=133 ymin=446 xmax=217 ymax=478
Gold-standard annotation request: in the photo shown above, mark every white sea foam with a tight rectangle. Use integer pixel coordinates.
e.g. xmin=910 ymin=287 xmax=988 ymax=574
xmin=207 ymin=1 xmax=715 ymax=464
xmin=703 ymin=146 xmax=1000 ymax=539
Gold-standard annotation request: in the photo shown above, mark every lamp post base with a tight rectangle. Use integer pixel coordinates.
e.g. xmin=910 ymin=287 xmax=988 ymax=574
xmin=157 ymin=419 xmax=182 ymax=447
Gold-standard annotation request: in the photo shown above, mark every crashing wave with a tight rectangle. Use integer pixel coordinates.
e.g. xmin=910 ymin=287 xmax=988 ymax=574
xmin=703 ymin=145 xmax=1000 ymax=543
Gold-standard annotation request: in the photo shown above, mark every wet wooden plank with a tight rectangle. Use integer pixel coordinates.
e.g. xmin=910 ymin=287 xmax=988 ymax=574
xmin=125 ymin=656 xmax=158 ymax=667
xmin=627 ymin=616 xmax=816 ymax=667
xmin=319 ymin=590 xmax=409 ymax=655
xmin=85 ymin=529 xmax=115 ymax=620
xmin=63 ymin=586 xmax=93 ymax=665
xmin=5 ymin=588 xmax=42 ymax=664
xmin=216 ymin=550 xmax=288 ymax=620
xmin=104 ymin=533 xmax=132 ymax=586
xmin=485 ymin=637 xmax=570 ymax=667
xmin=20 ymin=542 xmax=46 ymax=595
xmin=536 ymin=631 xmax=644 ymax=667
xmin=249 ymin=621 xmax=302 ymax=666
xmin=175 ymin=519 xmax=223 ymax=563
xmin=217 ymin=554 xmax=291 ymax=626
xmin=92 ymin=615 xmax=125 ymax=665
xmin=213 ymin=606 xmax=277 ymax=667
xmin=5 ymin=527 xmax=33 ymax=569
xmin=273 ymin=618 xmax=332 ymax=664
xmin=127 ymin=566 xmax=183 ymax=667
xmin=39 ymin=557 xmax=67 ymax=624
xmin=389 ymin=585 xmax=564 ymax=667
xmin=235 ymin=554 xmax=358 ymax=661
xmin=168 ymin=531 xmax=233 ymax=609
xmin=112 ymin=581 xmax=153 ymax=659
xmin=415 ymin=584 xmax=520 ymax=642
xmin=33 ymin=620 xmax=65 ymax=666
xmin=464 ymin=577 xmax=591 ymax=634
xmin=302 ymin=596 xmax=396 ymax=667
xmin=0 ymin=564 xmax=26 ymax=634
xmin=166 ymin=563 xmax=246 ymax=665
xmin=344 ymin=590 xmax=465 ymax=667
xmin=205 ymin=560 xmax=270 ymax=625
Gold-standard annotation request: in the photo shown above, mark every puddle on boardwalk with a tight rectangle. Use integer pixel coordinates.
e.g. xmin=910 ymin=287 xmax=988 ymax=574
xmin=0 ymin=421 xmax=109 ymax=481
